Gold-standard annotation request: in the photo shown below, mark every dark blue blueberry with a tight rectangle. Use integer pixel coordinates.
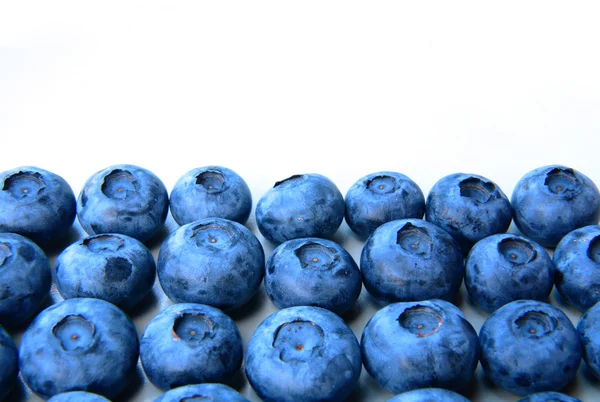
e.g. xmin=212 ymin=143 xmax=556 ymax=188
xmin=256 ymin=174 xmax=345 ymax=244
xmin=360 ymin=219 xmax=464 ymax=304
xmin=55 ymin=233 xmax=156 ymax=310
xmin=0 ymin=325 xmax=18 ymax=401
xmin=157 ymin=218 xmax=264 ymax=310
xmin=426 ymin=173 xmax=512 ymax=253
xmin=554 ymin=225 xmax=600 ymax=311
xmin=345 ymin=171 xmax=425 ymax=238
xmin=387 ymin=388 xmax=471 ymax=402
xmin=577 ymin=301 xmax=600 ymax=380
xmin=18 ymin=298 xmax=139 ymax=399
xmin=0 ymin=233 xmax=51 ymax=327
xmin=465 ymin=234 xmax=554 ymax=312
xmin=0 ymin=166 xmax=76 ymax=247
xmin=47 ymin=392 xmax=111 ymax=402
xmin=265 ymin=237 xmax=361 ymax=315
xmin=77 ymin=165 xmax=169 ymax=242
xmin=479 ymin=300 xmax=582 ymax=396
xmin=518 ymin=392 xmax=582 ymax=402
xmin=361 ymin=300 xmax=479 ymax=394
xmin=170 ymin=166 xmax=252 ymax=225
xmin=155 ymin=384 xmax=250 ymax=402
xmin=512 ymin=165 xmax=600 ymax=247
xmin=140 ymin=303 xmax=243 ymax=390
xmin=245 ymin=306 xmax=361 ymax=402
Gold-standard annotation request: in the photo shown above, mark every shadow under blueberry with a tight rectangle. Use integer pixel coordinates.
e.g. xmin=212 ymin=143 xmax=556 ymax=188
xmin=113 ymin=362 xmax=146 ymax=402
xmin=144 ymin=225 xmax=171 ymax=250
xmin=227 ymin=287 xmax=269 ymax=322
xmin=126 ymin=290 xmax=159 ymax=318
xmin=5 ymin=374 xmax=29 ymax=402
xmin=43 ymin=226 xmax=84 ymax=256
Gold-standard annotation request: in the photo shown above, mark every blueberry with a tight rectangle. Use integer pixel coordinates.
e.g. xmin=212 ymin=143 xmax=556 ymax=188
xmin=19 ymin=298 xmax=139 ymax=399
xmin=361 ymin=300 xmax=479 ymax=394
xmin=0 ymin=233 xmax=51 ymax=327
xmin=553 ymin=225 xmax=600 ymax=311
xmin=158 ymin=218 xmax=264 ymax=310
xmin=345 ymin=171 xmax=425 ymax=238
xmin=0 ymin=325 xmax=18 ymax=401
xmin=426 ymin=173 xmax=512 ymax=253
xmin=479 ymin=300 xmax=582 ymax=396
xmin=155 ymin=384 xmax=250 ymax=402
xmin=386 ymin=388 xmax=470 ymax=402
xmin=55 ymin=233 xmax=156 ymax=310
xmin=140 ymin=303 xmax=243 ymax=390
xmin=170 ymin=166 xmax=252 ymax=225
xmin=47 ymin=392 xmax=111 ymax=402
xmin=577 ymin=301 xmax=600 ymax=379
xmin=512 ymin=165 xmax=600 ymax=247
xmin=517 ymin=392 xmax=582 ymax=402
xmin=256 ymin=174 xmax=345 ymax=243
xmin=0 ymin=166 xmax=76 ymax=247
xmin=77 ymin=164 xmax=169 ymax=242
xmin=265 ymin=237 xmax=361 ymax=315
xmin=465 ymin=234 xmax=554 ymax=312
xmin=245 ymin=306 xmax=361 ymax=401
xmin=360 ymin=219 xmax=464 ymax=303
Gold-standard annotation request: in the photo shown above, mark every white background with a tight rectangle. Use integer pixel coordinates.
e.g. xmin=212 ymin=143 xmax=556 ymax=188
xmin=2 ymin=2 xmax=600 ymax=401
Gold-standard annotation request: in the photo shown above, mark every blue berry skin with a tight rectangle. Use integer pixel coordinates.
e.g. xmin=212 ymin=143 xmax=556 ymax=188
xmin=426 ymin=173 xmax=512 ymax=253
xmin=0 ymin=166 xmax=76 ymax=247
xmin=361 ymin=300 xmax=479 ymax=394
xmin=360 ymin=219 xmax=464 ymax=304
xmin=256 ymin=174 xmax=345 ymax=244
xmin=55 ymin=233 xmax=156 ymax=310
xmin=554 ymin=225 xmax=600 ymax=311
xmin=140 ymin=303 xmax=243 ymax=390
xmin=518 ymin=392 xmax=582 ymax=402
xmin=47 ymin=392 xmax=111 ymax=402
xmin=465 ymin=234 xmax=554 ymax=313
xmin=265 ymin=237 xmax=361 ymax=315
xmin=577 ymin=302 xmax=600 ymax=379
xmin=77 ymin=164 xmax=169 ymax=242
xmin=170 ymin=166 xmax=252 ymax=226
xmin=512 ymin=165 xmax=600 ymax=248
xmin=246 ymin=306 xmax=362 ymax=402
xmin=479 ymin=300 xmax=582 ymax=396
xmin=0 ymin=233 xmax=51 ymax=327
xmin=18 ymin=298 xmax=139 ymax=399
xmin=345 ymin=171 xmax=425 ymax=238
xmin=155 ymin=384 xmax=250 ymax=402
xmin=0 ymin=325 xmax=18 ymax=401
xmin=158 ymin=218 xmax=264 ymax=310
xmin=387 ymin=388 xmax=471 ymax=402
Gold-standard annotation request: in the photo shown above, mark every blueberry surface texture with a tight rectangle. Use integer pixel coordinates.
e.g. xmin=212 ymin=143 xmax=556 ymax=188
xmin=387 ymin=388 xmax=471 ymax=402
xmin=479 ymin=300 xmax=582 ymax=396
xmin=47 ymin=392 xmax=111 ymax=402
xmin=512 ymin=165 xmax=600 ymax=247
xmin=245 ymin=306 xmax=362 ymax=402
xmin=361 ymin=299 xmax=479 ymax=394
xmin=77 ymin=164 xmax=169 ymax=242
xmin=554 ymin=225 xmax=600 ymax=311
xmin=360 ymin=219 xmax=464 ymax=304
xmin=0 ymin=325 xmax=18 ymax=401
xmin=517 ymin=391 xmax=583 ymax=402
xmin=158 ymin=217 xmax=264 ymax=310
xmin=345 ymin=171 xmax=425 ymax=238
xmin=18 ymin=298 xmax=139 ymax=399
xmin=256 ymin=173 xmax=345 ymax=243
xmin=170 ymin=165 xmax=252 ymax=225
xmin=55 ymin=233 xmax=156 ymax=310
xmin=425 ymin=173 xmax=512 ymax=253
xmin=0 ymin=233 xmax=51 ymax=327
xmin=577 ymin=301 xmax=600 ymax=379
xmin=465 ymin=234 xmax=554 ymax=312
xmin=0 ymin=166 xmax=76 ymax=247
xmin=265 ymin=237 xmax=361 ymax=315
xmin=154 ymin=384 xmax=250 ymax=402
xmin=140 ymin=303 xmax=243 ymax=390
